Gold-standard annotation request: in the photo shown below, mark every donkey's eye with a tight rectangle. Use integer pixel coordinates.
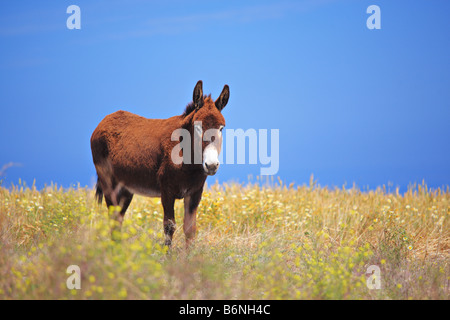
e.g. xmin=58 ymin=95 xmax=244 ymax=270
xmin=219 ymin=126 xmax=224 ymax=132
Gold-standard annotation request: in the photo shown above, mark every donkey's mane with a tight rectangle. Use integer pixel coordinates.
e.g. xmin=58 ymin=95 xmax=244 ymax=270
xmin=182 ymin=94 xmax=212 ymax=117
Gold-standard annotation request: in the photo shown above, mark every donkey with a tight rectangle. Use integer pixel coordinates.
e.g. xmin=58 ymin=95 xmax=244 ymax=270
xmin=90 ymin=81 xmax=229 ymax=246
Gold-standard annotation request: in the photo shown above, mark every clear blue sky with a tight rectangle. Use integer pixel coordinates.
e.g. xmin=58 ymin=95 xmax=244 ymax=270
xmin=0 ymin=0 xmax=449 ymax=191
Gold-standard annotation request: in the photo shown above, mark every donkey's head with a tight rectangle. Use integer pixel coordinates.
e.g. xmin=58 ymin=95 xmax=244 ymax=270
xmin=186 ymin=80 xmax=229 ymax=176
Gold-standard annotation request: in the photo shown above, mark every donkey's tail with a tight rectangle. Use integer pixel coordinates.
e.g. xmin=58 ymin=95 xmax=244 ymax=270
xmin=95 ymin=179 xmax=103 ymax=205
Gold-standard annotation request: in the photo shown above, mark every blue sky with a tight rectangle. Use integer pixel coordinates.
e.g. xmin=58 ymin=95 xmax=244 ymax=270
xmin=0 ymin=0 xmax=449 ymax=191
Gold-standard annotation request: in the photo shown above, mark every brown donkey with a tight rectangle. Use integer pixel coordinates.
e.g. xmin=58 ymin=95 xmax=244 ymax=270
xmin=91 ymin=81 xmax=229 ymax=246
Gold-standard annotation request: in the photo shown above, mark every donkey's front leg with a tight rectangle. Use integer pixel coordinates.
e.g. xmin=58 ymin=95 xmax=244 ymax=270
xmin=161 ymin=193 xmax=176 ymax=247
xmin=183 ymin=189 xmax=203 ymax=247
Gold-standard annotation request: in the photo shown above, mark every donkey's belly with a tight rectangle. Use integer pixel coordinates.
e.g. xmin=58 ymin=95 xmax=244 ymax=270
xmin=125 ymin=185 xmax=161 ymax=197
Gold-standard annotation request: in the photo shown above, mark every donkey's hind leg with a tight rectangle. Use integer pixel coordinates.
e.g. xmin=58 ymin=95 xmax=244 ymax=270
xmin=104 ymin=187 xmax=133 ymax=240
xmin=116 ymin=188 xmax=134 ymax=226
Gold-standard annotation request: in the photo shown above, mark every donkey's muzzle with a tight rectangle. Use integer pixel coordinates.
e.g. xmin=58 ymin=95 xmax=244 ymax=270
xmin=204 ymin=161 xmax=219 ymax=176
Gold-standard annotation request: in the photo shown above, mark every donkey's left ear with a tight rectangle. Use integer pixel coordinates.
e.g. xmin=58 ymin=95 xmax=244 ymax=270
xmin=215 ymin=85 xmax=230 ymax=112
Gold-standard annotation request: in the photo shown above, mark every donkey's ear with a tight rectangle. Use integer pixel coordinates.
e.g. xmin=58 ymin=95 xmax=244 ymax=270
xmin=215 ymin=85 xmax=229 ymax=112
xmin=193 ymin=80 xmax=204 ymax=109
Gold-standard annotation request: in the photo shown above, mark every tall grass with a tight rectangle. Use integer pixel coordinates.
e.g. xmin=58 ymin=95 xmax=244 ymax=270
xmin=0 ymin=179 xmax=448 ymax=299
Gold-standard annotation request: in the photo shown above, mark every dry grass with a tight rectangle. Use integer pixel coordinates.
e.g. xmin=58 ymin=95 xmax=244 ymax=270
xmin=0 ymin=178 xmax=448 ymax=299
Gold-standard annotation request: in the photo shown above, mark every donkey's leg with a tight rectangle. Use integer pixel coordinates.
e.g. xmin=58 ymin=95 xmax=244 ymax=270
xmin=104 ymin=185 xmax=133 ymax=240
xmin=104 ymin=193 xmax=122 ymax=240
xmin=183 ymin=188 xmax=203 ymax=247
xmin=115 ymin=188 xmax=134 ymax=227
xmin=161 ymin=192 xmax=176 ymax=247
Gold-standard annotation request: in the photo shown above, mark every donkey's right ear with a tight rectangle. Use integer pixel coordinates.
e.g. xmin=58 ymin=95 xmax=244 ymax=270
xmin=193 ymin=80 xmax=204 ymax=110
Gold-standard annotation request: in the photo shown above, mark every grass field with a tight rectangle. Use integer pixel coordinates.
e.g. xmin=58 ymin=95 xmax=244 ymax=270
xmin=0 ymin=177 xmax=448 ymax=300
